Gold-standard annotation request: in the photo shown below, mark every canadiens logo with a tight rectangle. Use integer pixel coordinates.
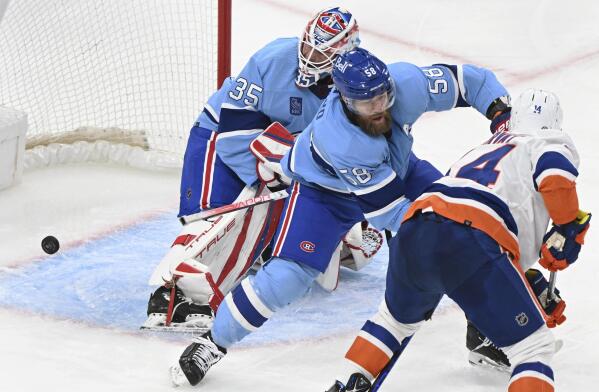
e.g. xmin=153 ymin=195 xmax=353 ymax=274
xmin=314 ymin=10 xmax=349 ymax=45
xmin=317 ymin=12 xmax=348 ymax=34
xmin=300 ymin=240 xmax=316 ymax=253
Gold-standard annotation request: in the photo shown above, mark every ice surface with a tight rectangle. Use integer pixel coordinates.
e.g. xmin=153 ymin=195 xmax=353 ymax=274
xmin=1 ymin=0 xmax=598 ymax=391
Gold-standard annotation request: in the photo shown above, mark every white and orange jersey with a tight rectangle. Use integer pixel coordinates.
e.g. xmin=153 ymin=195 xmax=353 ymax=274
xmin=404 ymin=130 xmax=580 ymax=269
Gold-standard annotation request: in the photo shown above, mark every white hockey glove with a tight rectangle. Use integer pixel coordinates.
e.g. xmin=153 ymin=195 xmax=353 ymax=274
xmin=250 ymin=122 xmax=294 ymax=191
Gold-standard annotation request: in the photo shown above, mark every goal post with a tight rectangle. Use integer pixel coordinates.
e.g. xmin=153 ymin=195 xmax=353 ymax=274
xmin=0 ymin=0 xmax=232 ymax=170
xmin=218 ymin=0 xmax=232 ymax=89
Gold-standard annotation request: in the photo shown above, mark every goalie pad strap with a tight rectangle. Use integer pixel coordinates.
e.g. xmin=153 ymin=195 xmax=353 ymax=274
xmin=172 ymin=234 xmax=197 ymax=247
xmin=206 ymin=272 xmax=225 ymax=312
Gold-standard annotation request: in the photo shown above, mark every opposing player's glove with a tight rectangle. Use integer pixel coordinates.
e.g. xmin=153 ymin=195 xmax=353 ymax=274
xmin=539 ymin=210 xmax=591 ymax=271
xmin=486 ymin=96 xmax=511 ymax=133
xmin=250 ymin=122 xmax=294 ymax=192
xmin=490 ymin=110 xmax=511 ymax=133
xmin=525 ymin=269 xmax=566 ymax=328
xmin=325 ymin=373 xmax=371 ymax=392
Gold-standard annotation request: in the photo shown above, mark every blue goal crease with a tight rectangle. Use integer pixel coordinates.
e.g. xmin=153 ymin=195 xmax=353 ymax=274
xmin=0 ymin=212 xmax=408 ymax=345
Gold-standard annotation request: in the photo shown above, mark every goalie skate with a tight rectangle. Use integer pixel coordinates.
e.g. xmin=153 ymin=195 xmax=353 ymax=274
xmin=140 ymin=286 xmax=213 ymax=333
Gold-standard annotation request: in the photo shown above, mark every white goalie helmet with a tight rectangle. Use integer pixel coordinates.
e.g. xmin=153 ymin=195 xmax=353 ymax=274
xmin=511 ymin=88 xmax=563 ymax=133
xmin=296 ymin=7 xmax=360 ymax=87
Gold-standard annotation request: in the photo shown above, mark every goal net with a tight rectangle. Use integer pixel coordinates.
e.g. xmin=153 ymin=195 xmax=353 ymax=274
xmin=0 ymin=0 xmax=231 ymax=169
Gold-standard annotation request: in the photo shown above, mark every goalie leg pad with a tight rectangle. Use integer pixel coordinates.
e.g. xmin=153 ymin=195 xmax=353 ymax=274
xmin=211 ymin=257 xmax=319 ymax=348
xmin=150 ymin=186 xmax=284 ymax=309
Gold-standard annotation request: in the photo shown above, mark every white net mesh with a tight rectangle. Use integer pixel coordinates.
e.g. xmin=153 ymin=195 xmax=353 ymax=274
xmin=0 ymin=0 xmax=223 ymax=169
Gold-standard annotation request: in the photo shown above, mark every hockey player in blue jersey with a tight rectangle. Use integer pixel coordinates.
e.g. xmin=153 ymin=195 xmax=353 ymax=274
xmin=144 ymin=7 xmax=361 ymax=329
xmin=170 ymin=48 xmax=511 ymax=387
xmin=329 ymin=89 xmax=590 ymax=392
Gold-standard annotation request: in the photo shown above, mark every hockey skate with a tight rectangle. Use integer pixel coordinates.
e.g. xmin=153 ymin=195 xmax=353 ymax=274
xmin=466 ymin=321 xmax=510 ymax=372
xmin=326 ymin=373 xmax=372 ymax=392
xmin=170 ymin=331 xmax=227 ymax=387
xmin=141 ymin=285 xmax=213 ymax=332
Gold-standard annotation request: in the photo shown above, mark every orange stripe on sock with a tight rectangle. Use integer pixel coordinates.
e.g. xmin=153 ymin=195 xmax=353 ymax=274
xmin=508 ymin=376 xmax=554 ymax=392
xmin=538 ymin=175 xmax=578 ymax=224
xmin=345 ymin=336 xmax=390 ymax=378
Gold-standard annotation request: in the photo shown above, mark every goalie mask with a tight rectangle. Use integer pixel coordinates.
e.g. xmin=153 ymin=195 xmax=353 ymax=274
xmin=296 ymin=7 xmax=360 ymax=88
xmin=511 ymin=88 xmax=563 ymax=133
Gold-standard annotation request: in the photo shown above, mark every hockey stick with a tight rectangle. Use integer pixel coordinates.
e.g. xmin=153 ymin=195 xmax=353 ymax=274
xmin=179 ymin=189 xmax=289 ymax=224
xmin=371 ymin=336 xmax=413 ymax=391
xmin=544 ymin=232 xmax=564 ymax=301
xmin=547 ymin=271 xmax=557 ymax=301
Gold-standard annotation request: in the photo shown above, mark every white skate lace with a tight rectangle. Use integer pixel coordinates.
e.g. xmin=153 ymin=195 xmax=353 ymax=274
xmin=191 ymin=336 xmax=225 ymax=373
xmin=473 ymin=337 xmax=497 ymax=352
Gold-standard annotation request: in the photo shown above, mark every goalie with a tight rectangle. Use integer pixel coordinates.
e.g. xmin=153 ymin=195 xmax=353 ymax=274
xmin=143 ymin=7 xmax=382 ymax=331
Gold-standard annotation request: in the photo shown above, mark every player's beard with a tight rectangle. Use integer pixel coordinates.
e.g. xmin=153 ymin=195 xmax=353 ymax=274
xmin=355 ymin=110 xmax=392 ymax=136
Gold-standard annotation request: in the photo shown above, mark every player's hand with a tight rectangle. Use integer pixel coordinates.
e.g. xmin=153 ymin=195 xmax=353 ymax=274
xmin=490 ymin=109 xmax=510 ymax=133
xmin=256 ymin=161 xmax=290 ymax=192
xmin=525 ymin=269 xmax=566 ymax=328
xmin=486 ymin=96 xmax=511 ymax=133
xmin=539 ymin=210 xmax=591 ymax=271
xmin=250 ymin=122 xmax=294 ymax=192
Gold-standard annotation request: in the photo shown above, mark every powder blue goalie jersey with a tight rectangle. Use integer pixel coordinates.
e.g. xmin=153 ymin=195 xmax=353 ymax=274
xmin=282 ymin=62 xmax=509 ymax=231
xmin=207 ymin=37 xmax=330 ymax=186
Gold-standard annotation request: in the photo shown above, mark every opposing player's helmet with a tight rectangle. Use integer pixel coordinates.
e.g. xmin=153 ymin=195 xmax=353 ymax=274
xmin=296 ymin=7 xmax=360 ymax=88
xmin=511 ymin=88 xmax=563 ymax=132
xmin=332 ymin=48 xmax=395 ymax=116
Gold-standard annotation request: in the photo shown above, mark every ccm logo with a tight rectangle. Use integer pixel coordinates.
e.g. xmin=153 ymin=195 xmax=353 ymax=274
xmin=300 ymin=241 xmax=316 ymax=253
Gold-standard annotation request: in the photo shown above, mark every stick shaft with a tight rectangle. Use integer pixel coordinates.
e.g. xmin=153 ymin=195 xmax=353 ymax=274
xmin=371 ymin=336 xmax=413 ymax=391
xmin=547 ymin=271 xmax=557 ymax=301
xmin=179 ymin=190 xmax=289 ymax=224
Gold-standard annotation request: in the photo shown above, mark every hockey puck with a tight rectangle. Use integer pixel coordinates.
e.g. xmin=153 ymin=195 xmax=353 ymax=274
xmin=41 ymin=236 xmax=60 ymax=254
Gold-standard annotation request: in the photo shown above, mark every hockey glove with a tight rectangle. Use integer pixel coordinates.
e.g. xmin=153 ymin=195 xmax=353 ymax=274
xmin=255 ymin=161 xmax=290 ymax=192
xmin=525 ymin=269 xmax=566 ymax=328
xmin=490 ymin=109 xmax=511 ymax=134
xmin=486 ymin=96 xmax=511 ymax=134
xmin=250 ymin=122 xmax=294 ymax=192
xmin=325 ymin=373 xmax=372 ymax=392
xmin=539 ymin=210 xmax=591 ymax=271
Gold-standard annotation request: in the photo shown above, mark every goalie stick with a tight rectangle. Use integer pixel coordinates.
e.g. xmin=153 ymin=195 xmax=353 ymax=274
xmin=179 ymin=189 xmax=289 ymax=224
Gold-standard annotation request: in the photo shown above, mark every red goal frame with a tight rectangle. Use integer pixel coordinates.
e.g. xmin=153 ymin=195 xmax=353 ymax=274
xmin=217 ymin=0 xmax=232 ymax=88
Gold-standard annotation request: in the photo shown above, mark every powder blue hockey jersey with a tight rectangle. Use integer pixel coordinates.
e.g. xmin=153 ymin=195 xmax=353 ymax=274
xmin=282 ymin=62 xmax=508 ymax=231
xmin=206 ymin=37 xmax=331 ymax=186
